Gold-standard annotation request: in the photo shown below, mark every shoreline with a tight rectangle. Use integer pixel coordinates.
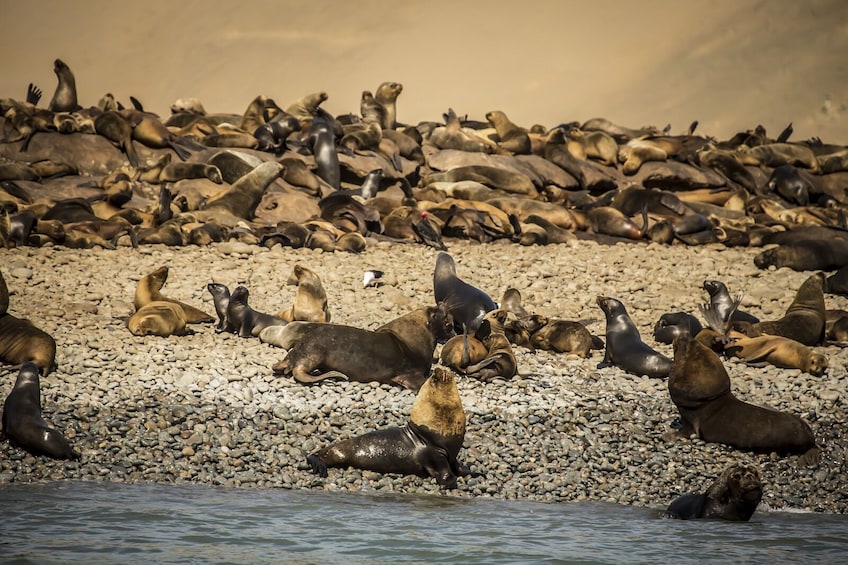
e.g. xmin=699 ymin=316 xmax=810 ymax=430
xmin=1 ymin=239 xmax=845 ymax=514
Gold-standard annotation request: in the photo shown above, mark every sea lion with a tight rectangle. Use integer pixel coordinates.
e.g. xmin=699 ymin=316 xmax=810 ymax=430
xmin=120 ymin=109 xmax=193 ymax=160
xmin=464 ymin=309 xmax=517 ymax=381
xmin=666 ymin=331 xmax=820 ymax=464
xmin=276 ymin=264 xmax=330 ymax=323
xmin=285 ymin=91 xmax=328 ymax=121
xmin=206 ymin=282 xmax=233 ymax=333
xmin=158 ymin=162 xmax=223 ymax=184
xmin=0 ymin=269 xmax=56 ymax=376
xmin=596 ymin=296 xmax=672 ymax=378
xmin=225 ymin=285 xmax=287 ymax=338
xmin=202 ymin=161 xmax=285 ymax=222
xmin=93 ymin=110 xmax=141 ymax=168
xmin=485 ymin=110 xmax=531 ymax=155
xmin=127 ymin=301 xmax=189 ymax=337
xmin=703 ymin=280 xmax=759 ymax=324
xmin=745 ymin=273 xmax=826 ymax=346
xmin=826 ymin=265 xmax=848 ymax=296
xmin=307 ymin=115 xmax=340 ymax=191
xmin=374 ymin=81 xmax=403 ymax=129
xmin=271 ymin=303 xmax=454 ymax=391
xmin=306 ymin=365 xmax=480 ymax=489
xmin=664 ymin=465 xmax=763 ymax=521
xmin=723 ymin=330 xmax=828 ymax=376
xmin=2 ymin=362 xmax=80 ymax=460
xmin=585 ymin=206 xmax=644 ymax=240
xmin=133 ymin=266 xmax=214 ymax=324
xmin=653 ymin=312 xmax=704 ymax=345
xmin=530 ymin=318 xmax=603 ymax=357
xmin=433 ymin=252 xmax=497 ymax=334
xmin=439 ymin=331 xmax=488 ymax=373
xmin=764 ymin=165 xmax=813 ymax=205
xmin=47 ymin=59 xmax=80 ymax=112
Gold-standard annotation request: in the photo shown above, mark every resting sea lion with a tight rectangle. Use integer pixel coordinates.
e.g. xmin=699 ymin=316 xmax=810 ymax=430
xmin=439 ymin=331 xmax=488 ymax=373
xmin=664 ymin=465 xmax=763 ymax=521
xmin=0 ymin=269 xmax=56 ymax=376
xmin=744 ymin=273 xmax=826 ymax=346
xmin=465 ymin=309 xmax=517 ymax=381
xmin=596 ymin=296 xmax=672 ymax=378
xmin=127 ymin=301 xmax=189 ymax=337
xmin=723 ymin=330 xmax=828 ymax=376
xmin=433 ymin=252 xmax=496 ymax=334
xmin=653 ymin=312 xmax=703 ymax=345
xmin=271 ymin=303 xmax=454 ymax=391
xmin=276 ymin=264 xmax=330 ymax=323
xmin=133 ymin=266 xmax=214 ymax=324
xmin=530 ymin=317 xmax=603 ymax=357
xmin=226 ymin=286 xmax=287 ymax=338
xmin=306 ymin=365 xmax=480 ymax=489
xmin=666 ymin=331 xmax=820 ymax=464
xmin=2 ymin=362 xmax=80 ymax=460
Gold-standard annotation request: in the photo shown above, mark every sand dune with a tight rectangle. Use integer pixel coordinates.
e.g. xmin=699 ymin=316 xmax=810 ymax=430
xmin=2 ymin=0 xmax=846 ymax=142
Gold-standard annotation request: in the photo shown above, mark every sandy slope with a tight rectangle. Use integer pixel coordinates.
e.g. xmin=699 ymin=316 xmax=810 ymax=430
xmin=2 ymin=0 xmax=846 ymax=142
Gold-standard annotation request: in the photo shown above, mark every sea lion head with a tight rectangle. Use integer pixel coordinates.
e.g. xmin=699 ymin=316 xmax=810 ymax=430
xmin=206 ymin=282 xmax=230 ymax=300
xmin=229 ymin=285 xmax=249 ymax=306
xmin=596 ymin=296 xmax=625 ymax=320
xmin=703 ymin=280 xmax=726 ymax=299
xmin=711 ymin=465 xmax=763 ymax=506
xmin=805 ymin=353 xmax=828 ymax=377
xmin=410 ymin=365 xmax=465 ymax=442
xmin=428 ymin=301 xmax=455 ymax=342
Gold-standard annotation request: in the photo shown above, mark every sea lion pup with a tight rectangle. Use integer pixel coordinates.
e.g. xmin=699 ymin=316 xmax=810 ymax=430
xmin=530 ymin=318 xmax=603 ymax=358
xmin=433 ymin=252 xmax=497 ymax=334
xmin=225 ymin=286 xmax=287 ymax=338
xmin=206 ymin=282 xmax=233 ymax=333
xmin=485 ymin=110 xmax=531 ymax=155
xmin=740 ymin=273 xmax=827 ymax=347
xmin=374 ymin=81 xmax=403 ymax=129
xmin=127 ymin=301 xmax=189 ymax=337
xmin=439 ymin=328 xmax=488 ymax=373
xmin=596 ymin=296 xmax=672 ymax=378
xmin=664 ymin=465 xmax=763 ymax=521
xmin=703 ymin=280 xmax=759 ymax=324
xmin=306 ymin=365 xmax=480 ymax=489
xmin=0 ymin=269 xmax=56 ymax=376
xmin=666 ymin=331 xmax=820 ymax=465
xmin=276 ymin=264 xmax=330 ymax=323
xmin=270 ymin=302 xmax=454 ymax=392
xmin=47 ymin=58 xmax=80 ymax=112
xmin=2 ymin=362 xmax=80 ymax=460
xmin=134 ymin=266 xmax=214 ymax=324
xmin=653 ymin=312 xmax=703 ymax=345
xmin=464 ymin=309 xmax=517 ymax=381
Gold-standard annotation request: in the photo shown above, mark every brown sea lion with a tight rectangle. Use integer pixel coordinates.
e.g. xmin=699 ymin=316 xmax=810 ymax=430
xmin=2 ymin=362 xmax=80 ymax=460
xmin=276 ymin=264 xmax=330 ymax=323
xmin=0 ymin=269 xmax=56 ymax=376
xmin=723 ymin=330 xmax=828 ymax=376
xmin=93 ymin=110 xmax=141 ymax=168
xmin=439 ymin=331 xmax=488 ymax=373
xmin=485 ymin=110 xmax=531 ymax=155
xmin=530 ymin=318 xmax=602 ymax=358
xmin=306 ymin=365 xmax=481 ymax=489
xmin=374 ymin=81 xmax=403 ymax=129
xmin=285 ymin=91 xmax=328 ymax=121
xmin=664 ymin=465 xmax=763 ymax=521
xmin=202 ymin=161 xmax=285 ymax=221
xmin=270 ymin=303 xmax=454 ymax=391
xmin=133 ymin=266 xmax=214 ymax=324
xmin=666 ymin=331 xmax=820 ymax=464
xmin=745 ymin=273 xmax=826 ymax=347
xmin=127 ymin=301 xmax=189 ymax=337
xmin=464 ymin=309 xmax=517 ymax=381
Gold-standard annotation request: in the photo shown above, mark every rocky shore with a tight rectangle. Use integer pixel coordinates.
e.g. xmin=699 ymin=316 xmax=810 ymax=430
xmin=1 ymin=238 xmax=846 ymax=513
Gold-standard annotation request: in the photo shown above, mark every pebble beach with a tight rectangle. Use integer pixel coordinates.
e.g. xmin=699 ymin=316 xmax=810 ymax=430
xmin=1 ymin=237 xmax=845 ymax=513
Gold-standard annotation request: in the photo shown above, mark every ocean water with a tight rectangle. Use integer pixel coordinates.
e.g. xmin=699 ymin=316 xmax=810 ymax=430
xmin=0 ymin=481 xmax=845 ymax=564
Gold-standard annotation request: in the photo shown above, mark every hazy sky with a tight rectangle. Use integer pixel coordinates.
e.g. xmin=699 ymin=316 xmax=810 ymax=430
xmin=2 ymin=0 xmax=846 ymax=141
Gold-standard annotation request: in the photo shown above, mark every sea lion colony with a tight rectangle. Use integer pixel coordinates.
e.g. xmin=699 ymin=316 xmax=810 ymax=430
xmin=1 ymin=60 xmax=847 ymax=516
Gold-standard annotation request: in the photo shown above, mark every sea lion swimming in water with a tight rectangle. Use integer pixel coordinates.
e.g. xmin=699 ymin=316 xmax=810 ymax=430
xmin=664 ymin=465 xmax=763 ymax=521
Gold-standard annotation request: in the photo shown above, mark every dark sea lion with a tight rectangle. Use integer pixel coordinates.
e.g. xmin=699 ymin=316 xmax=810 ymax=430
xmin=307 ymin=114 xmax=340 ymax=191
xmin=596 ymin=296 xmax=672 ymax=378
xmin=826 ymin=265 xmax=848 ymax=296
xmin=225 ymin=285 xmax=287 ymax=338
xmin=703 ymin=280 xmax=759 ymax=324
xmin=465 ymin=309 xmax=517 ymax=381
xmin=93 ymin=111 xmax=140 ymax=168
xmin=206 ymin=282 xmax=233 ymax=333
xmin=0 ymin=269 xmax=56 ymax=376
xmin=276 ymin=264 xmax=330 ymax=323
xmin=653 ymin=312 xmax=704 ymax=345
xmin=254 ymin=115 xmax=301 ymax=154
xmin=723 ymin=330 xmax=828 ymax=376
xmin=530 ymin=318 xmax=602 ymax=357
xmin=666 ymin=331 xmax=820 ymax=464
xmin=748 ymin=273 xmax=826 ymax=346
xmin=433 ymin=252 xmax=497 ymax=334
xmin=127 ymin=301 xmax=189 ymax=337
xmin=271 ymin=303 xmax=454 ymax=391
xmin=764 ymin=165 xmax=813 ymax=205
xmin=47 ymin=59 xmax=80 ymax=112
xmin=133 ymin=266 xmax=214 ymax=324
xmin=664 ymin=465 xmax=763 ymax=521
xmin=2 ymin=362 xmax=80 ymax=460
xmin=119 ymin=109 xmax=193 ymax=160
xmin=306 ymin=365 xmax=480 ymax=489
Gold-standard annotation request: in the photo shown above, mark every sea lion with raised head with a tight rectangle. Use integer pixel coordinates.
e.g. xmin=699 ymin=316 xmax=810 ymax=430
xmin=271 ymin=303 xmax=454 ymax=391
xmin=433 ymin=252 xmax=496 ymax=334
xmin=276 ymin=264 xmax=330 ymax=323
xmin=306 ymin=365 xmax=480 ymax=489
xmin=666 ymin=330 xmax=820 ymax=464
xmin=206 ymin=282 xmax=233 ymax=333
xmin=703 ymin=280 xmax=759 ymax=324
xmin=47 ymin=59 xmax=80 ymax=112
xmin=741 ymin=273 xmax=826 ymax=346
xmin=133 ymin=266 xmax=214 ymax=324
xmin=664 ymin=465 xmax=763 ymax=521
xmin=2 ymin=362 xmax=80 ymax=460
xmin=226 ymin=285 xmax=287 ymax=338
xmin=596 ymin=296 xmax=672 ymax=378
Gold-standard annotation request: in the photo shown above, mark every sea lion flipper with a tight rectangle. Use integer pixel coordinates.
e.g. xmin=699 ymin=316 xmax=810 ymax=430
xmin=292 ymin=369 xmax=348 ymax=384
xmin=306 ymin=453 xmax=328 ymax=477
xmin=26 ymin=83 xmax=42 ymax=106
